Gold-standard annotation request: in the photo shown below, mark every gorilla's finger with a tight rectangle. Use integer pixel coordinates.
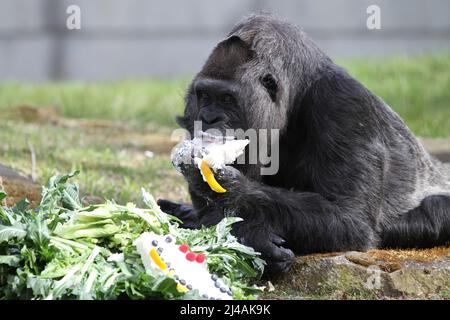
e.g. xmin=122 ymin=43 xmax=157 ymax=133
xmin=269 ymin=233 xmax=286 ymax=246
xmin=241 ymin=232 xmax=293 ymax=262
xmin=264 ymin=257 xmax=294 ymax=277
xmin=157 ymin=199 xmax=194 ymax=220
xmin=157 ymin=199 xmax=182 ymax=215
xmin=265 ymin=242 xmax=294 ymax=262
xmin=264 ymin=244 xmax=295 ymax=275
xmin=214 ymin=166 xmax=243 ymax=191
xmin=218 ymin=166 xmax=241 ymax=179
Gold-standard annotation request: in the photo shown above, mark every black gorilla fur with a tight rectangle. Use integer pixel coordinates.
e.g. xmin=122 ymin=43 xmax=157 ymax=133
xmin=158 ymin=14 xmax=450 ymax=276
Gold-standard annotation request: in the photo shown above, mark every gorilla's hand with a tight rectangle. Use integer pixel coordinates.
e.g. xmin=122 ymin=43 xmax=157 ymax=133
xmin=172 ymin=139 xmax=245 ymax=196
xmin=236 ymin=228 xmax=295 ymax=277
xmin=262 ymin=236 xmax=295 ymax=278
xmin=214 ymin=165 xmax=243 ymax=190
xmin=177 ymin=157 xmax=243 ymax=200
xmin=156 ymin=199 xmax=200 ymax=229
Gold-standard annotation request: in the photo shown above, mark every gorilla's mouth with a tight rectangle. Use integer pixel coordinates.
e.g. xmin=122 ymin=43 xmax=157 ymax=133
xmin=199 ymin=122 xmax=228 ymax=133
xmin=193 ymin=120 xmax=235 ymax=138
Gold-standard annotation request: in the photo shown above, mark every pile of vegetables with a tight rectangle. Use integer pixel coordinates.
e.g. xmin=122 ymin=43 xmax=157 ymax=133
xmin=0 ymin=171 xmax=265 ymax=300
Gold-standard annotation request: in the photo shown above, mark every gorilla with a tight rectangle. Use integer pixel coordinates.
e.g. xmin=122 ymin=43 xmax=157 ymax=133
xmin=158 ymin=14 xmax=450 ymax=276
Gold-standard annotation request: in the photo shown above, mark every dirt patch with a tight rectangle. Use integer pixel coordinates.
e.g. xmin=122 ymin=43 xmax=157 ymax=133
xmin=368 ymin=246 xmax=450 ymax=263
xmin=5 ymin=105 xmax=60 ymax=124
xmin=4 ymin=105 xmax=178 ymax=155
xmin=0 ymin=165 xmax=41 ymax=207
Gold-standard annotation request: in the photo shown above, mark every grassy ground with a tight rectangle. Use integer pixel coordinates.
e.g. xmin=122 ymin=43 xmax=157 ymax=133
xmin=342 ymin=53 xmax=450 ymax=137
xmin=0 ymin=53 xmax=449 ymax=206
xmin=0 ymin=79 xmax=190 ymax=128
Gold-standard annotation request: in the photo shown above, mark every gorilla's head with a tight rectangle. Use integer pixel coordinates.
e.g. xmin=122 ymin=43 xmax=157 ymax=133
xmin=177 ymin=13 xmax=330 ymax=136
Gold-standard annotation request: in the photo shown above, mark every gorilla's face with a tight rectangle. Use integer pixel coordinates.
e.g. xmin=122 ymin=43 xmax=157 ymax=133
xmin=179 ymin=35 xmax=291 ymax=137
xmin=191 ymin=77 xmax=245 ymax=133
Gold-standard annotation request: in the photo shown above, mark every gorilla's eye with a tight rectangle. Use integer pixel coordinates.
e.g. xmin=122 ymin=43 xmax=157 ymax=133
xmin=260 ymin=74 xmax=278 ymax=102
xmin=220 ymin=94 xmax=235 ymax=105
xmin=197 ymin=91 xmax=212 ymax=106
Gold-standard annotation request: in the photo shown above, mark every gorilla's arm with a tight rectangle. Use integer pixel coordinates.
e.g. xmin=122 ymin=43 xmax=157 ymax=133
xmin=215 ymin=170 xmax=376 ymax=254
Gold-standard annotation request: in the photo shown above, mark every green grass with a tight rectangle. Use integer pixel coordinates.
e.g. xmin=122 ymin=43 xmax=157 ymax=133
xmin=0 ymin=53 xmax=449 ymax=206
xmin=338 ymin=53 xmax=450 ymax=138
xmin=0 ymin=120 xmax=189 ymax=206
xmin=0 ymin=79 xmax=190 ymax=128
xmin=0 ymin=53 xmax=449 ymax=137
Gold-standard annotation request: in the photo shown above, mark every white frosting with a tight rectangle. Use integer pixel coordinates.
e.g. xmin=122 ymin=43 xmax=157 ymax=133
xmin=202 ymin=139 xmax=250 ymax=171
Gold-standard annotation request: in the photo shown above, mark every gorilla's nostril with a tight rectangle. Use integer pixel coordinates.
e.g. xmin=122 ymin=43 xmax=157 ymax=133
xmin=200 ymin=110 xmax=226 ymax=125
xmin=202 ymin=115 xmax=220 ymax=124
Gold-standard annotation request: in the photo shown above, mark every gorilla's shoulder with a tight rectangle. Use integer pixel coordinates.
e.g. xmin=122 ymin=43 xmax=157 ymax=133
xmin=304 ymin=64 xmax=376 ymax=114
xmin=294 ymin=64 xmax=385 ymax=141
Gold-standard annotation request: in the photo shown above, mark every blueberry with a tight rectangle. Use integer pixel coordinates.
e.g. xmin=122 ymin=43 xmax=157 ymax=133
xmin=180 ymin=279 xmax=186 ymax=285
xmin=151 ymin=240 xmax=158 ymax=246
xmin=157 ymin=247 xmax=163 ymax=254
xmin=187 ymin=284 xmax=193 ymax=290
xmin=214 ymin=281 xmax=221 ymax=288
xmin=220 ymin=287 xmax=226 ymax=293
xmin=211 ymin=274 xmax=218 ymax=281
xmin=202 ymin=294 xmax=209 ymax=299
xmin=165 ymin=236 xmax=172 ymax=243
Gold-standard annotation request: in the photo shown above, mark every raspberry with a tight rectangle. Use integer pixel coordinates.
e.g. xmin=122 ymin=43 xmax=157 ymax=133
xmin=179 ymin=244 xmax=189 ymax=253
xmin=196 ymin=253 xmax=206 ymax=263
xmin=186 ymin=252 xmax=196 ymax=261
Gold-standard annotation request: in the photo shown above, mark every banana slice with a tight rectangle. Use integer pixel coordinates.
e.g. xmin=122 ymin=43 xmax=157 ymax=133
xmin=197 ymin=158 xmax=227 ymax=193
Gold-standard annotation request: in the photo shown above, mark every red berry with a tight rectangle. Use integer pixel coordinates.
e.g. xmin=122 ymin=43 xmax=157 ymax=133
xmin=179 ymin=244 xmax=189 ymax=253
xmin=186 ymin=252 xmax=196 ymax=261
xmin=196 ymin=253 xmax=206 ymax=263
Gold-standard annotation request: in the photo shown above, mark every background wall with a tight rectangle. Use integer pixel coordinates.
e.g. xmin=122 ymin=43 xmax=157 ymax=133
xmin=1 ymin=0 xmax=449 ymax=81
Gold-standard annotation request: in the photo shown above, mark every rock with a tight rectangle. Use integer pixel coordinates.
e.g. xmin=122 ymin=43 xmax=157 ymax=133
xmin=272 ymin=247 xmax=450 ymax=299
xmin=389 ymin=260 xmax=450 ymax=297
xmin=0 ymin=165 xmax=108 ymax=208
xmin=345 ymin=251 xmax=377 ymax=267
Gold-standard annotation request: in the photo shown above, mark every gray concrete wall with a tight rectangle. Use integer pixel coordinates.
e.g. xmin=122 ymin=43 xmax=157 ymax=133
xmin=0 ymin=0 xmax=449 ymax=81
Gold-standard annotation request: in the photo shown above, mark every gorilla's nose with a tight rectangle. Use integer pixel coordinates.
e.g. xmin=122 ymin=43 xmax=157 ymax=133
xmin=199 ymin=109 xmax=228 ymax=125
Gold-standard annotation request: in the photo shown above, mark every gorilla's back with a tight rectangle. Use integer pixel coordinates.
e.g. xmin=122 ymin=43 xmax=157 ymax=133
xmin=372 ymin=97 xmax=450 ymax=228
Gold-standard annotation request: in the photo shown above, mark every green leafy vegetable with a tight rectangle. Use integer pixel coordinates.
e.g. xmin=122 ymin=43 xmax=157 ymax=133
xmin=0 ymin=172 xmax=265 ymax=300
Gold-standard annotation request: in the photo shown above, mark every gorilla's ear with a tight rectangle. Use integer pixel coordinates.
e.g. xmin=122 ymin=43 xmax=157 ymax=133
xmin=219 ymin=35 xmax=246 ymax=47
xmin=217 ymin=35 xmax=254 ymax=60
xmin=201 ymin=35 xmax=254 ymax=78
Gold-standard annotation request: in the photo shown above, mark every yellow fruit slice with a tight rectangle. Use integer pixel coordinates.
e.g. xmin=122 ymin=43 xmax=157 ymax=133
xmin=199 ymin=159 xmax=227 ymax=193
xmin=149 ymin=248 xmax=167 ymax=270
